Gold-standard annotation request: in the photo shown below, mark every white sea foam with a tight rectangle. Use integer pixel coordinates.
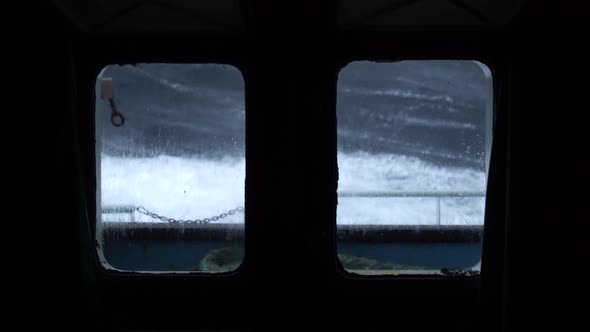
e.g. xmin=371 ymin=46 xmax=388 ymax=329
xmin=101 ymin=152 xmax=486 ymax=225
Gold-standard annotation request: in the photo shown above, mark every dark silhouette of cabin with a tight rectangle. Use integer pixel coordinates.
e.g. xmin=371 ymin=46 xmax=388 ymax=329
xmin=7 ymin=1 xmax=587 ymax=331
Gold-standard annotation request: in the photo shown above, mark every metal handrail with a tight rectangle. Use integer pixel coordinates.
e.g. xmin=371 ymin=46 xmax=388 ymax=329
xmin=101 ymin=205 xmax=137 ymax=222
xmin=102 ymin=205 xmax=136 ymax=214
xmin=338 ymin=191 xmax=485 ymax=198
xmin=338 ymin=191 xmax=485 ymax=225
xmin=101 ymin=192 xmax=486 ymax=225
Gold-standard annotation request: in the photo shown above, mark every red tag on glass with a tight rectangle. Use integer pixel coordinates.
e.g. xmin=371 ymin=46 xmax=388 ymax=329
xmin=100 ymin=78 xmax=113 ymax=100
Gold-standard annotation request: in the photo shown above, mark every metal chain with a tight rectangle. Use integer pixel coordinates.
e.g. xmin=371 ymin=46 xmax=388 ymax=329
xmin=135 ymin=206 xmax=244 ymax=224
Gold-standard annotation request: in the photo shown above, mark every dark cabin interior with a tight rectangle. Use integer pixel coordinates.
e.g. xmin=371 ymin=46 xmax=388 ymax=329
xmin=7 ymin=0 xmax=588 ymax=331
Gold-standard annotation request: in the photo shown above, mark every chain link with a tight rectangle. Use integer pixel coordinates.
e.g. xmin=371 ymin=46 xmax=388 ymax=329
xmin=135 ymin=206 xmax=244 ymax=224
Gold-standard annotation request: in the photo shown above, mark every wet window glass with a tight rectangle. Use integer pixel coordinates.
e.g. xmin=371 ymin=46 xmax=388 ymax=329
xmin=95 ymin=64 xmax=245 ymax=273
xmin=337 ymin=60 xmax=492 ymax=276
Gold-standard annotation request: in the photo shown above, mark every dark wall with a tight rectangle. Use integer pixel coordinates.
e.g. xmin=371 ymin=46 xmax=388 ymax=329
xmin=504 ymin=2 xmax=588 ymax=331
xmin=7 ymin=1 xmax=587 ymax=331
xmin=7 ymin=2 xmax=82 ymax=330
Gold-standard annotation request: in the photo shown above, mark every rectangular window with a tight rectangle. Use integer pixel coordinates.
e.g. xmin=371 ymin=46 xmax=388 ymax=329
xmin=337 ymin=60 xmax=493 ymax=276
xmin=95 ymin=64 xmax=245 ymax=273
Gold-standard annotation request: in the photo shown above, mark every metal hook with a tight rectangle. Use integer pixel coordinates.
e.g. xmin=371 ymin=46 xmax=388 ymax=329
xmin=101 ymin=78 xmax=125 ymax=127
xmin=110 ymin=110 xmax=125 ymax=127
xmin=108 ymin=98 xmax=125 ymax=127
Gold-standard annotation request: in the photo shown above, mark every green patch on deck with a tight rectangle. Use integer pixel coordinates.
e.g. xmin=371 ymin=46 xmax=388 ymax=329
xmin=193 ymin=247 xmax=426 ymax=273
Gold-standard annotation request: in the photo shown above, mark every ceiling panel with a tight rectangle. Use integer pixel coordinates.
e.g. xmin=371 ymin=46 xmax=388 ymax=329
xmin=338 ymin=0 xmax=527 ymax=30
xmin=52 ymin=0 xmax=243 ymax=33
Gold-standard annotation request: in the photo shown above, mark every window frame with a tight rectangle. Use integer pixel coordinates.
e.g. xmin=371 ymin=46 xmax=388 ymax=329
xmin=93 ymin=62 xmax=248 ymax=275
xmin=74 ymin=33 xmax=511 ymax=330
xmin=333 ymin=58 xmax=495 ymax=279
xmin=76 ymin=36 xmax=251 ymax=281
xmin=328 ymin=41 xmax=508 ymax=288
